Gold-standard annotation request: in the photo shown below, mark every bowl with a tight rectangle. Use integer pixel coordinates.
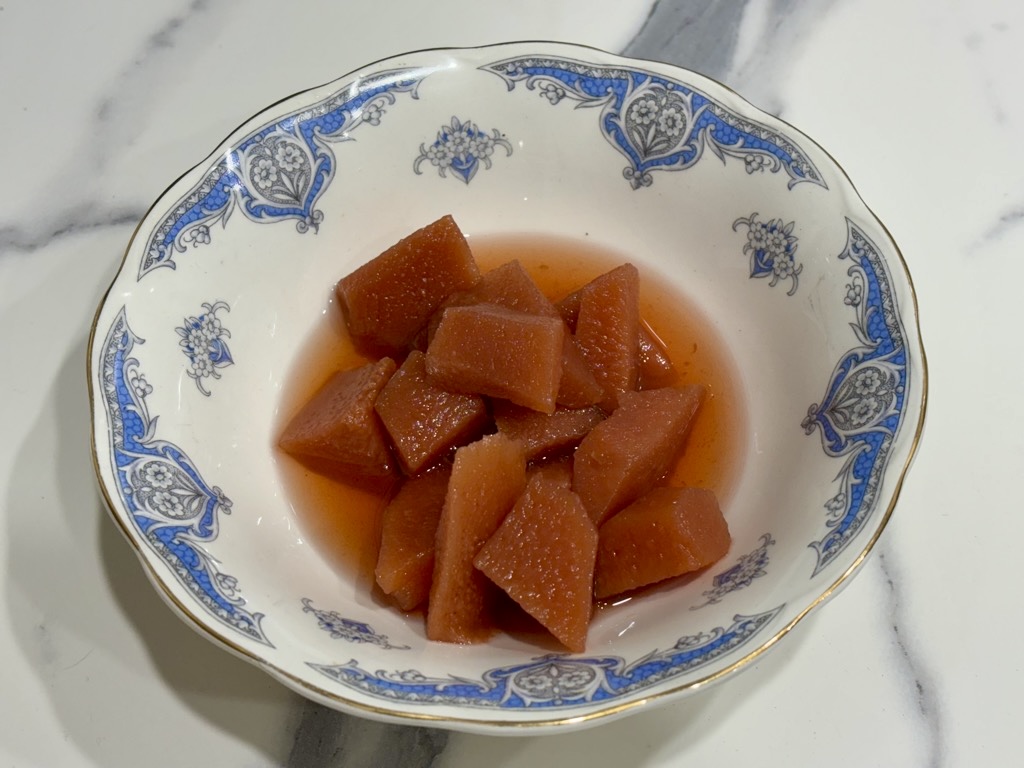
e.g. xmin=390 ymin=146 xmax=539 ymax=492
xmin=88 ymin=41 xmax=926 ymax=734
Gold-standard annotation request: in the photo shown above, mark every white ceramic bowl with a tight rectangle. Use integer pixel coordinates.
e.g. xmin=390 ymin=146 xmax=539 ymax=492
xmin=89 ymin=42 xmax=926 ymax=734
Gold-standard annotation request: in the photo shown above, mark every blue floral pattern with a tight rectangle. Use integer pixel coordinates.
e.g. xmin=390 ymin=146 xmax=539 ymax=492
xmin=733 ymin=213 xmax=802 ymax=295
xmin=90 ymin=47 xmax=922 ymax=719
xmin=97 ymin=308 xmax=270 ymax=645
xmin=802 ymin=221 xmax=910 ymax=574
xmin=302 ymin=599 xmax=409 ymax=650
xmin=414 ymin=116 xmax=512 ymax=184
xmin=138 ymin=68 xmax=426 ymax=279
xmin=307 ymin=609 xmax=782 ymax=709
xmin=175 ymin=301 xmax=232 ymax=396
xmin=482 ymin=56 xmax=826 ymax=190
xmin=694 ymin=534 xmax=776 ymax=609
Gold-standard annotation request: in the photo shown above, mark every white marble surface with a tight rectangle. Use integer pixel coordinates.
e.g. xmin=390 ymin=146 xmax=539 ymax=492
xmin=0 ymin=0 xmax=1017 ymax=765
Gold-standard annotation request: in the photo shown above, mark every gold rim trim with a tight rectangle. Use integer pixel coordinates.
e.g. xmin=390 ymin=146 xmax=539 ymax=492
xmin=86 ymin=41 xmax=929 ymax=732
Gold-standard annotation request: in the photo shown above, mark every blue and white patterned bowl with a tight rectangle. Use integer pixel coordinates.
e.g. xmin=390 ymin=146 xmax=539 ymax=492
xmin=88 ymin=42 xmax=926 ymax=734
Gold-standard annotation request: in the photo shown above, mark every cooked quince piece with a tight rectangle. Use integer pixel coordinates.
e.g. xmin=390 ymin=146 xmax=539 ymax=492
xmin=493 ymin=400 xmax=604 ymax=461
xmin=475 ymin=472 xmax=597 ymax=653
xmin=573 ymin=264 xmax=640 ymax=409
xmin=573 ymin=385 xmax=704 ymax=525
xmin=278 ymin=358 xmax=397 ymax=481
xmin=595 ymin=486 xmax=730 ymax=599
xmin=426 ymin=304 xmax=565 ymax=414
xmin=426 ymin=434 xmax=527 ymax=644
xmin=335 ymin=215 xmax=480 ymax=356
xmin=375 ymin=467 xmax=451 ymax=611
xmin=374 ymin=350 xmax=488 ymax=475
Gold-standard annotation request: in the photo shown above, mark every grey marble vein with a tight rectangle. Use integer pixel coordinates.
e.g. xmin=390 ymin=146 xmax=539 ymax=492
xmin=91 ymin=0 xmax=228 ymax=162
xmin=622 ymin=0 xmax=843 ymax=116
xmin=622 ymin=0 xmax=748 ymax=81
xmin=285 ymin=700 xmax=448 ymax=768
xmin=981 ymin=204 xmax=1024 ymax=241
xmin=726 ymin=0 xmax=842 ymax=113
xmin=963 ymin=20 xmax=1014 ymax=125
xmin=965 ymin=201 xmax=1024 ymax=257
xmin=0 ymin=0 xmax=230 ymax=252
xmin=877 ymin=547 xmax=945 ymax=767
xmin=0 ymin=203 xmax=144 ymax=257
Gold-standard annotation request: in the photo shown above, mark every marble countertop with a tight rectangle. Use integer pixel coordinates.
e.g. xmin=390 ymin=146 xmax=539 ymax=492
xmin=0 ymin=0 xmax=1016 ymax=765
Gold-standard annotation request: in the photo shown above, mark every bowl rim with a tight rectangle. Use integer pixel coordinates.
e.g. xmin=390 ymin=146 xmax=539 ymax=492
xmin=87 ymin=39 xmax=929 ymax=733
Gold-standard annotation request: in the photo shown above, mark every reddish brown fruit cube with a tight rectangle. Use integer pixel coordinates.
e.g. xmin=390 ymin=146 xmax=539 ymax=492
xmin=574 ymin=264 xmax=640 ymax=408
xmin=475 ymin=473 xmax=598 ymax=652
xmin=555 ymin=288 xmax=581 ymax=330
xmin=335 ymin=215 xmax=481 ymax=355
xmin=427 ymin=434 xmax=527 ymax=644
xmin=557 ymin=334 xmax=605 ymax=408
xmin=527 ymin=456 xmax=574 ymax=489
xmin=637 ymin=320 xmax=678 ymax=390
xmin=573 ymin=385 xmax=705 ymax=525
xmin=560 ymin=269 xmax=674 ymax=398
xmin=426 ymin=304 xmax=565 ymax=414
xmin=419 ymin=259 xmax=561 ymax=350
xmin=453 ymin=260 xmax=560 ymax=317
xmin=278 ymin=359 xmax=397 ymax=480
xmin=374 ymin=350 xmax=489 ymax=475
xmin=375 ymin=467 xmax=451 ymax=611
xmin=594 ymin=486 xmax=731 ymax=599
xmin=493 ymin=400 xmax=605 ymax=461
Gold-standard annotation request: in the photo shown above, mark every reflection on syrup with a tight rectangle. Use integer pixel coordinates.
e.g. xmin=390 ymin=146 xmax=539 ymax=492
xmin=274 ymin=233 xmax=748 ymax=587
xmin=591 ymin=566 xmax=707 ymax=637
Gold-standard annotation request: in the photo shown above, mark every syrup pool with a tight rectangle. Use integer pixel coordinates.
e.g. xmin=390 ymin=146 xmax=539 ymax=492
xmin=274 ymin=233 xmax=749 ymax=586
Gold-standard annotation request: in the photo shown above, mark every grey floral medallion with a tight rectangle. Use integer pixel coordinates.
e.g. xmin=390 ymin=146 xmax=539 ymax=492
xmin=302 ymin=599 xmax=410 ymax=651
xmin=733 ymin=213 xmax=802 ymax=295
xmin=175 ymin=301 xmax=233 ymax=396
xmin=414 ymin=116 xmax=513 ymax=184
xmin=693 ymin=534 xmax=775 ymax=609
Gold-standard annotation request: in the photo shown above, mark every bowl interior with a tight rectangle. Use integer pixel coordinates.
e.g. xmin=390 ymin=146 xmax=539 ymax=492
xmin=90 ymin=42 xmax=924 ymax=732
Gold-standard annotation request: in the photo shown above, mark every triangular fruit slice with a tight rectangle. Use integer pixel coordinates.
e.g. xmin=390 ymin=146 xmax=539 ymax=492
xmin=374 ymin=350 xmax=488 ymax=475
xmin=278 ymin=358 xmax=397 ymax=481
xmin=493 ymin=400 xmax=604 ymax=461
xmin=557 ymin=334 xmax=605 ymax=408
xmin=573 ymin=263 xmax=640 ymax=409
xmin=419 ymin=259 xmax=560 ymax=349
xmin=335 ymin=214 xmax=481 ymax=356
xmin=375 ymin=467 xmax=451 ymax=611
xmin=427 ymin=434 xmax=527 ymax=644
xmin=573 ymin=385 xmax=705 ymax=525
xmin=595 ymin=486 xmax=731 ymax=599
xmin=637 ymin=319 xmax=677 ymax=390
xmin=447 ymin=259 xmax=560 ymax=318
xmin=475 ymin=472 xmax=597 ymax=652
xmin=426 ymin=304 xmax=565 ymax=414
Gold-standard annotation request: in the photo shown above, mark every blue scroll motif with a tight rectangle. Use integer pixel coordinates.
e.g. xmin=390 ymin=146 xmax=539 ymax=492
xmin=802 ymin=221 xmax=909 ymax=575
xmin=307 ymin=608 xmax=782 ymax=709
xmin=482 ymin=56 xmax=826 ymax=190
xmin=98 ymin=308 xmax=270 ymax=645
xmin=138 ymin=68 xmax=427 ymax=279
xmin=302 ymin=599 xmax=409 ymax=651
